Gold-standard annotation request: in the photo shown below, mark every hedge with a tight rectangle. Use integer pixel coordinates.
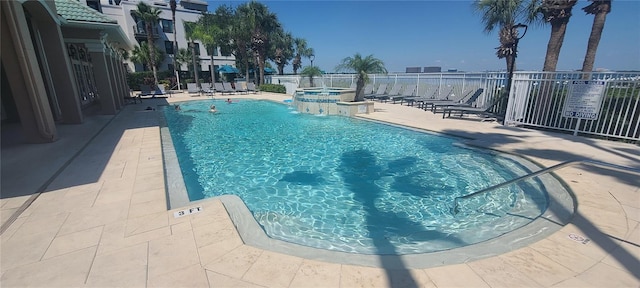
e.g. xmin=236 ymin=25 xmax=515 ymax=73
xmin=258 ymin=84 xmax=286 ymax=93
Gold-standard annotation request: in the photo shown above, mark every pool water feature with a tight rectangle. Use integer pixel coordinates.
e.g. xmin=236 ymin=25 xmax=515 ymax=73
xmin=293 ymin=84 xmax=376 ymax=116
xmin=164 ymin=100 xmax=558 ymax=255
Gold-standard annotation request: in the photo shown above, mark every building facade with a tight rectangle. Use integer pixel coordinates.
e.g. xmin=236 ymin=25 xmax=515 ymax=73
xmin=97 ymin=0 xmax=235 ymax=82
xmin=1 ymin=0 xmax=132 ymax=143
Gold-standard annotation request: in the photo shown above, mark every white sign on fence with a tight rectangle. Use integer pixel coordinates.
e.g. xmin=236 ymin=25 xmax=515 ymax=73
xmin=562 ymin=80 xmax=606 ymax=120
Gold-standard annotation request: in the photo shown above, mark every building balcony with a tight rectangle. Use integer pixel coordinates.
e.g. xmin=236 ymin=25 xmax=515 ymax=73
xmin=133 ymin=25 xmax=159 ymax=40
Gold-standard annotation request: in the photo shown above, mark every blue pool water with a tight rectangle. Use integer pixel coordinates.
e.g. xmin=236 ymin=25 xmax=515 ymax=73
xmin=165 ymin=100 xmax=548 ymax=254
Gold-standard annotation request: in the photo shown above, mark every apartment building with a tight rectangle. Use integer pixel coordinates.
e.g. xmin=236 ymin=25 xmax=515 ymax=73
xmin=96 ymin=0 xmax=235 ymax=77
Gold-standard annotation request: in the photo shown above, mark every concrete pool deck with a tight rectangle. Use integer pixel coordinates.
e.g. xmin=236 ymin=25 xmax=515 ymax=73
xmin=1 ymin=91 xmax=639 ymax=287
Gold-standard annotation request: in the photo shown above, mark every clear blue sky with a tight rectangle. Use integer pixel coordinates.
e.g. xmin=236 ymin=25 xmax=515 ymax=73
xmin=206 ymin=0 xmax=640 ymax=73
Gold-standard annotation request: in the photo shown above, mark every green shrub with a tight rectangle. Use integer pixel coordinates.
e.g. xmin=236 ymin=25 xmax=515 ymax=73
xmin=259 ymin=84 xmax=286 ymax=93
xmin=127 ymin=70 xmax=175 ymax=90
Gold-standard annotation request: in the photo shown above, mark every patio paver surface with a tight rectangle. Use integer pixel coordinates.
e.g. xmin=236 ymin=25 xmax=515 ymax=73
xmin=1 ymin=91 xmax=638 ymax=287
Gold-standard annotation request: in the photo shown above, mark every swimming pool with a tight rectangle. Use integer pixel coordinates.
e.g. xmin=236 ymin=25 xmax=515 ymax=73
xmin=164 ymin=100 xmax=556 ymax=255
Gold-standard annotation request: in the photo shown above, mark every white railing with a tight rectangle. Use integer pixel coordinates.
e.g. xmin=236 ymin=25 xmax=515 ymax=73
xmin=269 ymin=72 xmax=507 ymax=102
xmin=504 ymin=71 xmax=640 ymax=141
xmin=269 ymin=72 xmax=640 ymax=141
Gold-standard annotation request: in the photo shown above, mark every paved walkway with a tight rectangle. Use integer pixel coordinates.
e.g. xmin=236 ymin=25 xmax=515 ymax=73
xmin=1 ymin=91 xmax=638 ymax=287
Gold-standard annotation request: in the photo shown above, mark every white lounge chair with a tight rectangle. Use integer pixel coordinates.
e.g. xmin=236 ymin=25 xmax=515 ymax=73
xmin=247 ymin=82 xmax=259 ymax=94
xmin=187 ymin=83 xmax=200 ymax=95
xmin=201 ymin=83 xmax=214 ymax=96
xmin=215 ymin=82 xmax=234 ymax=94
xmin=223 ymin=82 xmax=237 ymax=94
xmin=234 ymin=82 xmax=248 ymax=94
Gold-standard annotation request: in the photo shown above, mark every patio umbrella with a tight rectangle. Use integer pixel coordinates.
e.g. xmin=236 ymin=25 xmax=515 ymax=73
xmin=217 ymin=65 xmax=239 ymax=74
xmin=249 ymin=67 xmax=277 ymax=74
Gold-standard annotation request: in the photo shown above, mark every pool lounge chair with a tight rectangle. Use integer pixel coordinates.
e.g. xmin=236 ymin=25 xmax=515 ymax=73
xmin=247 ymin=82 xmax=259 ymax=94
xmin=375 ymin=84 xmax=402 ymax=102
xmin=429 ymin=88 xmax=484 ymax=113
xmin=187 ymin=83 xmax=200 ymax=95
xmin=359 ymin=83 xmax=374 ymax=96
xmin=234 ymin=82 xmax=249 ymax=94
xmin=443 ymin=98 xmax=497 ymax=120
xmin=153 ymin=84 xmax=170 ymax=97
xmin=213 ymin=82 xmax=226 ymax=94
xmin=201 ymin=83 xmax=214 ymax=96
xmin=392 ymin=84 xmax=417 ymax=104
xmin=137 ymin=84 xmax=153 ymax=98
xmin=365 ymin=83 xmax=386 ymax=100
xmin=422 ymin=87 xmax=476 ymax=111
xmin=215 ymin=82 xmax=235 ymax=95
xmin=223 ymin=82 xmax=238 ymax=94
xmin=406 ymin=86 xmax=439 ymax=108
xmin=125 ymin=90 xmax=141 ymax=104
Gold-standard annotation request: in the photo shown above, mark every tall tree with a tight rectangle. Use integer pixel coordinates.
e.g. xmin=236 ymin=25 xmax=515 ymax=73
xmin=335 ymin=53 xmax=387 ymax=102
xmin=183 ymin=21 xmax=200 ymax=88
xmin=175 ymin=48 xmax=197 ymax=75
xmin=270 ymin=28 xmax=294 ymax=75
xmin=537 ymin=0 xmax=578 ymax=71
xmin=581 ymin=0 xmax=611 ymax=73
xmin=131 ymin=2 xmax=162 ymax=87
xmin=474 ymin=0 xmax=529 ymax=74
xmin=193 ymin=13 xmax=223 ymax=83
xmin=237 ymin=1 xmax=281 ymax=85
xmin=170 ymin=0 xmax=178 ymax=86
xmin=292 ymin=38 xmax=314 ymax=75
xmin=229 ymin=6 xmax=253 ymax=81
xmin=130 ymin=44 xmax=165 ymax=72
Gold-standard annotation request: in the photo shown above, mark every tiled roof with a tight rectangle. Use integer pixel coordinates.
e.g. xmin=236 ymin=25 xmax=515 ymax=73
xmin=54 ymin=0 xmax=117 ymax=24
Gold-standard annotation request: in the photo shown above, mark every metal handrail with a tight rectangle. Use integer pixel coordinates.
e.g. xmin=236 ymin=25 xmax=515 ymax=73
xmin=452 ymin=159 xmax=640 ymax=214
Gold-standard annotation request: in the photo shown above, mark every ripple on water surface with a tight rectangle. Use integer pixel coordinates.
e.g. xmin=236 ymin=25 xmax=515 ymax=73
xmin=165 ymin=100 xmax=548 ymax=254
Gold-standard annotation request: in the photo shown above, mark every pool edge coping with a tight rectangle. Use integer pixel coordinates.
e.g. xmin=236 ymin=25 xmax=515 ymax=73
xmin=159 ymin=100 xmax=576 ymax=269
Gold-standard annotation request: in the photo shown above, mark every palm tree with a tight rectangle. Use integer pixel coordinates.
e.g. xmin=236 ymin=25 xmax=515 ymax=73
xmin=335 ymin=53 xmax=387 ymax=102
xmin=131 ymin=2 xmax=162 ymax=87
xmin=300 ymin=66 xmax=323 ymax=88
xmin=183 ymin=21 xmax=200 ymax=88
xmin=581 ymin=0 xmax=611 ymax=73
xmin=292 ymin=38 xmax=313 ymax=75
xmin=270 ymin=29 xmax=294 ymax=75
xmin=175 ymin=48 xmax=197 ymax=74
xmin=170 ymin=0 xmax=178 ymax=84
xmin=229 ymin=6 xmax=253 ymax=81
xmin=474 ymin=0 xmax=529 ymax=74
xmin=237 ymin=1 xmax=281 ymax=85
xmin=193 ymin=14 xmax=223 ymax=83
xmin=129 ymin=44 xmax=165 ymax=72
xmin=537 ymin=0 xmax=578 ymax=71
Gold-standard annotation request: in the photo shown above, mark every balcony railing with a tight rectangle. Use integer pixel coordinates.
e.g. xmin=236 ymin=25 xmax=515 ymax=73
xmin=132 ymin=24 xmax=159 ymax=39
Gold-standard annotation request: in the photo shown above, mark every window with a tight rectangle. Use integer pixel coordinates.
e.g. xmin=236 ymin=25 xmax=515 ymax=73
xmin=86 ymin=0 xmax=101 ymax=12
xmin=165 ymin=41 xmax=174 ymax=54
xmin=161 ymin=19 xmax=173 ymax=33
xmin=192 ymin=43 xmax=200 ymax=56
xmin=168 ymin=64 xmax=174 ymax=72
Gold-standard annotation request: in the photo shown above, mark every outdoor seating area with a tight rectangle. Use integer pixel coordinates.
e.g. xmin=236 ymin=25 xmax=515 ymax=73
xmin=355 ymin=82 xmax=496 ymax=120
xmin=163 ymin=82 xmax=258 ymax=97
